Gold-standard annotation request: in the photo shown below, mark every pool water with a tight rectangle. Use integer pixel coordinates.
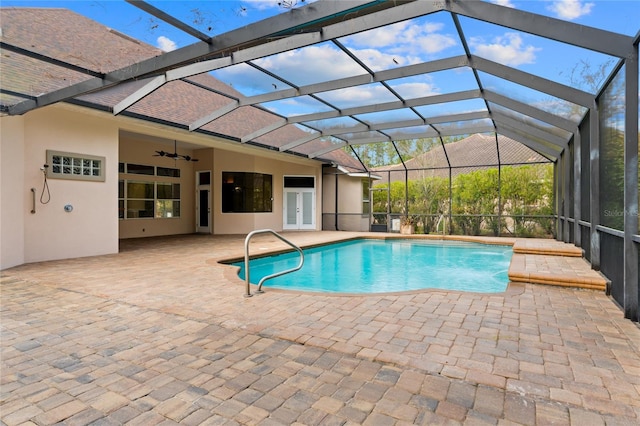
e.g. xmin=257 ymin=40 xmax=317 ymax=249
xmin=234 ymin=239 xmax=512 ymax=294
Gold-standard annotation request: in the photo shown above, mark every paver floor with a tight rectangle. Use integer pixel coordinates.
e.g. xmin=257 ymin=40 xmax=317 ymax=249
xmin=2 ymin=232 xmax=639 ymax=425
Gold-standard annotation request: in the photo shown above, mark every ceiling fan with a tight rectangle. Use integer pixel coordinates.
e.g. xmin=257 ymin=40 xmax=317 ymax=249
xmin=154 ymin=140 xmax=198 ymax=162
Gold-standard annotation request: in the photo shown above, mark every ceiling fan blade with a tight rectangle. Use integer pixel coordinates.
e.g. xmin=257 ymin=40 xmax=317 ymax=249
xmin=153 ymin=150 xmax=166 ymax=157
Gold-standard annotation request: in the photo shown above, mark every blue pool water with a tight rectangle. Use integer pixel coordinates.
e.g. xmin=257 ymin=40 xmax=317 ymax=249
xmin=233 ymin=239 xmax=512 ymax=294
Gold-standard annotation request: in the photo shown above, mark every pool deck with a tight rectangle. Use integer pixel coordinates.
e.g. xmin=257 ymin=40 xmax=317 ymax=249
xmin=2 ymin=232 xmax=639 ymax=425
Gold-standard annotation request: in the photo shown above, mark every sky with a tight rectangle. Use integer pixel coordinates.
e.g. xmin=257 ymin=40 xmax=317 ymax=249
xmin=2 ymin=0 xmax=638 ymax=123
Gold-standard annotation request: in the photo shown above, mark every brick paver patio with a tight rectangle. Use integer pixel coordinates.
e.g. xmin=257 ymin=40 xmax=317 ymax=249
xmin=2 ymin=232 xmax=639 ymax=425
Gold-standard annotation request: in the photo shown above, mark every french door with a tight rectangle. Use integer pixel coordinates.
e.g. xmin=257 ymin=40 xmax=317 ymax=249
xmin=284 ymin=189 xmax=315 ymax=230
xmin=283 ymin=176 xmax=315 ymax=230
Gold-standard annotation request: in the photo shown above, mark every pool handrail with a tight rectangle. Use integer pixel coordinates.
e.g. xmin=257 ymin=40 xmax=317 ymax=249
xmin=244 ymin=229 xmax=304 ymax=297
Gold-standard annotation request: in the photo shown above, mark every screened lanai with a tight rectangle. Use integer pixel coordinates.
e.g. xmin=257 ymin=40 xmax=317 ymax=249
xmin=1 ymin=0 xmax=638 ymax=320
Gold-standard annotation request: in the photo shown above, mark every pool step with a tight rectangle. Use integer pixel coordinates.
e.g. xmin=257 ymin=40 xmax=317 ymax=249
xmin=511 ymin=240 xmax=583 ymax=257
xmin=508 ymin=247 xmax=609 ymax=291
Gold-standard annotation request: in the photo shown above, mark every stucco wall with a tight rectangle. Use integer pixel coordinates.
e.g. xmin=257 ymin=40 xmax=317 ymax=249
xmin=1 ymin=103 xmax=328 ymax=268
xmin=1 ymin=116 xmax=26 ymax=269
xmin=1 ymin=105 xmax=119 ymax=268
xmin=322 ymin=171 xmax=369 ymax=232
xmin=214 ymin=149 xmax=322 ymax=234
xmin=118 ymin=135 xmax=199 ymax=238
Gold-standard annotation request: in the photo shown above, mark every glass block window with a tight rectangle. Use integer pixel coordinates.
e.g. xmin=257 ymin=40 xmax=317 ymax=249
xmin=47 ymin=150 xmax=105 ymax=181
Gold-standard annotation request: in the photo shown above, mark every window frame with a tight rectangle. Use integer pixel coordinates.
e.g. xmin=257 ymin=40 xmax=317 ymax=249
xmin=47 ymin=150 xmax=105 ymax=182
xmin=222 ymin=171 xmax=273 ymax=213
xmin=118 ymin=162 xmax=181 ymax=220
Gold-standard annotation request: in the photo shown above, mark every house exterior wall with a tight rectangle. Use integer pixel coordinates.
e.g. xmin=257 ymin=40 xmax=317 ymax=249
xmin=1 ymin=105 xmax=119 ymax=270
xmin=322 ymin=171 xmax=369 ymax=232
xmin=1 ymin=103 xmax=329 ymax=269
xmin=1 ymin=116 xmax=26 ymax=269
xmin=213 ymin=149 xmax=322 ymax=234
xmin=118 ymin=135 xmax=198 ymax=239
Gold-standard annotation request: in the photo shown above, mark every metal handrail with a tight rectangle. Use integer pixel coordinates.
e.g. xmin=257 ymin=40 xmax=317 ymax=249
xmin=244 ymin=229 xmax=304 ymax=297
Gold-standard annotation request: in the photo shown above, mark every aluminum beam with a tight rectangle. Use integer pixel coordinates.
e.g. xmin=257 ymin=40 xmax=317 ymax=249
xmin=563 ymin=148 xmax=571 ymax=242
xmin=436 ymin=125 xmax=495 ymax=138
xmin=308 ymin=124 xmax=503 ymax=159
xmin=0 ymin=42 xmax=103 ymax=78
xmin=240 ymin=56 xmax=468 ymax=108
xmin=312 ymin=111 xmax=487 ymax=138
xmin=589 ymin=104 xmax=601 ymax=269
xmin=126 ymin=0 xmax=210 ymax=42
xmin=483 ymin=90 xmax=576 ymax=133
xmin=309 ymin=142 xmax=349 ymax=159
xmin=623 ymin=48 xmax=639 ymax=321
xmin=279 ymin=133 xmax=320 ymax=152
xmin=189 ymin=101 xmax=239 ymax=132
xmin=573 ymin=131 xmax=582 ymax=248
xmin=287 ymin=90 xmax=481 ymax=125
xmin=113 ymin=75 xmax=166 ymax=115
xmin=491 ymin=112 xmax=568 ymax=149
xmin=7 ymin=1 xmax=391 ymax=115
xmin=495 ymin=125 xmax=559 ymax=161
xmin=472 ymin=56 xmax=594 ymax=108
xmin=447 ymin=0 xmax=633 ymax=58
xmin=240 ymin=118 xmax=287 ymax=143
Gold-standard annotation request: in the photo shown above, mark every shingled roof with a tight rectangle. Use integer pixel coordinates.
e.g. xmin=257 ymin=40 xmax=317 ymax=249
xmin=0 ymin=7 xmax=362 ymax=168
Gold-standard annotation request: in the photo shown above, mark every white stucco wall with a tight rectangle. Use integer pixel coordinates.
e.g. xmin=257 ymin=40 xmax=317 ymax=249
xmin=214 ymin=149 xmax=322 ymax=234
xmin=322 ymin=172 xmax=370 ymax=232
xmin=118 ymin=134 xmax=200 ymax=239
xmin=1 ymin=105 xmax=119 ymax=269
xmin=1 ymin=102 xmax=332 ymax=268
xmin=1 ymin=116 xmax=26 ymax=269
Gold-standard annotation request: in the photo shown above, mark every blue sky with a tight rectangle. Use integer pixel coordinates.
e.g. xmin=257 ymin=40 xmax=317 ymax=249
xmin=3 ymin=0 xmax=638 ymax=122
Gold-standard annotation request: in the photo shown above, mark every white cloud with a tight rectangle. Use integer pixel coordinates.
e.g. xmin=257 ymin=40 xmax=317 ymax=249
xmin=254 ymin=45 xmax=365 ymax=85
xmin=157 ymin=36 xmax=177 ymax=52
xmin=547 ymin=0 xmax=594 ymax=20
xmin=489 ymin=0 xmax=515 ymax=7
xmin=392 ymin=82 xmax=439 ymax=98
xmin=343 ymin=19 xmax=457 ymax=61
xmin=470 ymin=33 xmax=540 ymax=66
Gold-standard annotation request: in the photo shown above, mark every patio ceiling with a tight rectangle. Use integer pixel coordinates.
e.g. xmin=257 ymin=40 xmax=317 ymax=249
xmin=1 ymin=0 xmax=636 ymax=172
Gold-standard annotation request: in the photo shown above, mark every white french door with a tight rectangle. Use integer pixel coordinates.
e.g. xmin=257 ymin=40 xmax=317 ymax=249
xmin=283 ymin=188 xmax=315 ymax=230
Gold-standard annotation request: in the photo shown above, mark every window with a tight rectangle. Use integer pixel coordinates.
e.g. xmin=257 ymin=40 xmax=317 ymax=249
xmin=222 ymin=172 xmax=272 ymax=213
xmin=284 ymin=176 xmax=314 ymax=188
xmin=156 ymin=183 xmax=180 ymax=218
xmin=118 ymin=162 xmax=181 ymax=219
xmin=47 ymin=150 xmax=105 ymax=182
xmin=157 ymin=166 xmax=181 ymax=178
xmin=126 ymin=163 xmax=154 ymax=175
xmin=126 ymin=181 xmax=155 ymax=218
xmin=362 ymin=178 xmax=370 ymax=214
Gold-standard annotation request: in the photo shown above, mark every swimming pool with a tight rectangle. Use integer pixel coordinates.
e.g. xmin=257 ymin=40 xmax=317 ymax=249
xmin=233 ymin=238 xmax=512 ymax=294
